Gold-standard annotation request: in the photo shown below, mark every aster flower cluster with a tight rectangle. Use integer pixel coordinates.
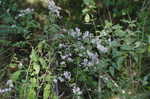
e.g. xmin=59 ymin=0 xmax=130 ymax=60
xmin=72 ymin=86 xmax=82 ymax=95
xmin=57 ymin=27 xmax=108 ymax=68
xmin=17 ymin=8 xmax=34 ymax=17
xmin=53 ymin=27 xmax=110 ymax=96
xmin=69 ymin=27 xmax=108 ymax=53
xmin=53 ymin=71 xmax=71 ymax=83
xmin=47 ymin=0 xmax=61 ymax=17
xmin=69 ymin=27 xmax=93 ymax=40
xmin=0 ymin=80 xmax=14 ymax=94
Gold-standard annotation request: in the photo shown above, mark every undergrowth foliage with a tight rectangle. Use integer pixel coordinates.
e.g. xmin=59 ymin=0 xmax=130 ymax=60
xmin=51 ymin=20 xmax=146 ymax=99
xmin=0 ymin=0 xmax=150 ymax=99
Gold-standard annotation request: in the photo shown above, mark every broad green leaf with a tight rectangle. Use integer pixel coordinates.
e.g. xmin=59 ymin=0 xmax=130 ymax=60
xmin=136 ymin=48 xmax=146 ymax=53
xmin=82 ymin=8 xmax=90 ymax=14
xmin=33 ymin=63 xmax=40 ymax=74
xmin=30 ymin=49 xmax=38 ymax=62
xmin=27 ymin=88 xmax=36 ymax=99
xmin=110 ymin=41 xmax=120 ymax=47
xmin=109 ymin=67 xmax=115 ymax=76
xmin=11 ymin=71 xmax=21 ymax=81
xmin=39 ymin=58 xmax=47 ymax=67
xmin=43 ymin=84 xmax=51 ymax=99
xmin=30 ymin=78 xmax=38 ymax=87
xmin=45 ymin=74 xmax=52 ymax=82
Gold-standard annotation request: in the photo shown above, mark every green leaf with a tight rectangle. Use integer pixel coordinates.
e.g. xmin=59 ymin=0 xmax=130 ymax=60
xmin=116 ymin=56 xmax=125 ymax=69
xmin=27 ymin=88 xmax=36 ymax=99
xmin=82 ymin=8 xmax=90 ymax=14
xmin=39 ymin=58 xmax=47 ymax=67
xmin=30 ymin=49 xmax=38 ymax=62
xmin=45 ymin=74 xmax=52 ymax=82
xmin=43 ymin=84 xmax=51 ymax=99
xmin=121 ymin=45 xmax=133 ymax=51
xmin=33 ymin=63 xmax=40 ymax=74
xmin=136 ymin=48 xmax=146 ymax=54
xmin=11 ymin=71 xmax=21 ymax=81
xmin=115 ymin=29 xmax=126 ymax=37
xmin=110 ymin=41 xmax=120 ymax=47
xmin=83 ymin=0 xmax=95 ymax=6
xmin=30 ymin=78 xmax=38 ymax=87
xmin=148 ymin=45 xmax=150 ymax=53
xmin=109 ymin=67 xmax=115 ymax=76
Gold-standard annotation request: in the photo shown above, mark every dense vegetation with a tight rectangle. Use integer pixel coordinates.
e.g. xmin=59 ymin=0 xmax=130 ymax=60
xmin=0 ymin=0 xmax=150 ymax=99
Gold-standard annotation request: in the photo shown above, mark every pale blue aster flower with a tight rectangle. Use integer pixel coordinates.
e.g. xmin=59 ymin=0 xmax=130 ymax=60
xmin=72 ymin=86 xmax=82 ymax=95
xmin=0 ymin=88 xmax=12 ymax=93
xmin=82 ymin=31 xmax=90 ymax=39
xmin=63 ymin=71 xmax=71 ymax=80
xmin=6 ymin=80 xmax=14 ymax=88
xmin=47 ymin=0 xmax=61 ymax=17
xmin=18 ymin=8 xmax=34 ymax=17
xmin=97 ymin=44 xmax=108 ymax=53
